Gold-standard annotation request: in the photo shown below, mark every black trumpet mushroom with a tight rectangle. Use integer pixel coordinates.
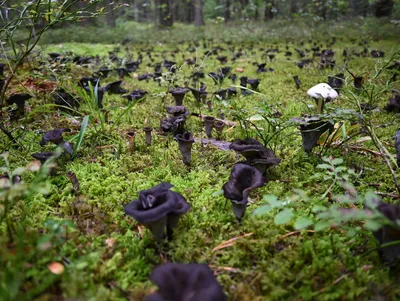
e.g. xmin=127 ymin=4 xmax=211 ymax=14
xmin=219 ymin=66 xmax=231 ymax=77
xmin=52 ymin=89 xmax=80 ymax=111
xmin=293 ymin=75 xmax=301 ymax=89
xmin=165 ymin=106 xmax=190 ymax=117
xmin=31 ymin=152 xmax=57 ymax=174
xmin=124 ymin=182 xmax=190 ymax=240
xmin=0 ymin=63 xmax=4 ymax=76
xmin=372 ymin=201 xmax=400 ymax=264
xmin=240 ymin=76 xmax=250 ymax=96
xmin=169 ymin=87 xmax=190 ymax=106
xmin=384 ymin=90 xmax=400 ymax=113
xmin=328 ymin=73 xmax=344 ymax=92
xmin=291 ymin=115 xmax=334 ymax=153
xmin=105 ymin=80 xmax=127 ymax=94
xmin=223 ymin=163 xmax=264 ymax=221
xmin=40 ymin=128 xmax=74 ymax=155
xmin=204 ymin=116 xmax=215 ymax=138
xmin=395 ymin=129 xmax=400 ymax=167
xmin=115 ymin=68 xmax=130 ymax=79
xmin=189 ymin=84 xmax=207 ymax=103
xmin=229 ymin=138 xmax=281 ymax=174
xmin=161 ymin=115 xmax=186 ymax=136
xmin=371 ymin=50 xmax=385 ymax=58
xmin=97 ymin=68 xmax=112 ymax=78
xmin=79 ymin=77 xmax=100 ymax=89
xmin=175 ymin=132 xmax=195 ymax=166
xmin=123 ymin=89 xmax=147 ymax=102
xmin=84 ymin=86 xmax=105 ymax=109
xmin=6 ymin=93 xmax=32 ymax=120
xmin=208 ymin=72 xmax=224 ymax=85
xmin=247 ymin=78 xmax=261 ymax=90
xmin=146 ymin=263 xmax=226 ymax=301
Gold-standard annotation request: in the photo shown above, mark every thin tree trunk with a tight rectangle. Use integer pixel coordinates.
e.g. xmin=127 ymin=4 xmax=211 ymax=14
xmin=194 ymin=0 xmax=204 ymax=26
xmin=375 ymin=0 xmax=394 ymax=17
xmin=106 ymin=0 xmax=116 ymax=27
xmin=264 ymin=0 xmax=274 ymax=21
xmin=224 ymin=0 xmax=231 ymax=22
xmin=159 ymin=0 xmax=173 ymax=26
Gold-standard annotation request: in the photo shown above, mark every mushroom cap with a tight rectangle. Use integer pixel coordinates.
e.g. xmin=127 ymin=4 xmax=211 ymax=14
xmin=147 ymin=263 xmax=226 ymax=301
xmin=40 ymin=128 xmax=70 ymax=146
xmin=307 ymin=83 xmax=338 ymax=100
xmin=223 ymin=163 xmax=264 ymax=202
xmin=124 ymin=183 xmax=190 ymax=224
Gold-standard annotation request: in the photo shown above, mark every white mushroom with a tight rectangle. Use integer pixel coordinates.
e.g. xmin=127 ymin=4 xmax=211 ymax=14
xmin=307 ymin=83 xmax=338 ymax=113
xmin=307 ymin=83 xmax=338 ymax=100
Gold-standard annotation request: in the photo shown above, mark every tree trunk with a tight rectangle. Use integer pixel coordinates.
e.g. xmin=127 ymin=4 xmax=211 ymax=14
xmin=224 ymin=0 xmax=231 ymax=22
xmin=375 ymin=0 xmax=394 ymax=17
xmin=290 ymin=0 xmax=298 ymax=16
xmin=264 ymin=0 xmax=274 ymax=21
xmin=159 ymin=0 xmax=173 ymax=26
xmin=133 ymin=0 xmax=139 ymax=21
xmin=194 ymin=0 xmax=204 ymax=26
xmin=106 ymin=0 xmax=116 ymax=28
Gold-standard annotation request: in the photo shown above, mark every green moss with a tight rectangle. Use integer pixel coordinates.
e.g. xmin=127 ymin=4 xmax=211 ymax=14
xmin=1 ymin=27 xmax=400 ymax=300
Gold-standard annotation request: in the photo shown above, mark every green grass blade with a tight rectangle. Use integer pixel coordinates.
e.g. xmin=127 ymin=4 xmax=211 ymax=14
xmin=72 ymin=115 xmax=89 ymax=159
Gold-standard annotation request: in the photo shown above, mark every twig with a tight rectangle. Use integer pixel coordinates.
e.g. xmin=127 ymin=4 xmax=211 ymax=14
xmin=212 ymin=232 xmax=253 ymax=252
xmin=279 ymin=230 xmax=315 ymax=240
xmin=375 ymin=192 xmax=400 ymax=200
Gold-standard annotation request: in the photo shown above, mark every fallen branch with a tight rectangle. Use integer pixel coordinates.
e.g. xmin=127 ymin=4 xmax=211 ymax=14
xmin=279 ymin=230 xmax=315 ymax=240
xmin=375 ymin=192 xmax=400 ymax=200
xmin=212 ymin=232 xmax=253 ymax=252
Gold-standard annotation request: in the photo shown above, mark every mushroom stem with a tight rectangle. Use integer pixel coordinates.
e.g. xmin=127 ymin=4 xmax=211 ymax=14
xmin=127 ymin=131 xmax=136 ymax=153
xmin=317 ymin=98 xmax=325 ymax=114
xmin=67 ymin=171 xmax=80 ymax=195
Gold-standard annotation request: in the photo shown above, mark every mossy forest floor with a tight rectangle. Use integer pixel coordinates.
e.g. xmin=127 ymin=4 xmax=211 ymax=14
xmin=1 ymin=30 xmax=400 ymax=300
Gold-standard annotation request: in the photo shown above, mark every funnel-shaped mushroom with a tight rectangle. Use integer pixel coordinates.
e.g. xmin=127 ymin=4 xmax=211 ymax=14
xmin=291 ymin=116 xmax=334 ymax=153
xmin=223 ymin=163 xmax=264 ymax=221
xmin=84 ymin=86 xmax=105 ymax=109
xmin=0 ymin=63 xmax=4 ymax=76
xmin=105 ymin=80 xmax=127 ymax=94
xmin=227 ymin=87 xmax=237 ymax=99
xmin=189 ymin=84 xmax=207 ymax=103
xmin=307 ymin=83 xmax=338 ymax=113
xmin=175 ymin=132 xmax=194 ymax=166
xmin=293 ymin=76 xmax=301 ymax=89
xmin=247 ymin=78 xmax=260 ymax=90
xmin=115 ymin=68 xmax=130 ymax=79
xmin=146 ymin=263 xmax=226 ymax=301
xmin=123 ymin=90 xmax=147 ymax=102
xmin=169 ymin=87 xmax=189 ymax=106
xmin=124 ymin=182 xmax=190 ymax=240
xmin=144 ymin=127 xmax=153 ymax=146
xmin=204 ymin=116 xmax=215 ymax=138
xmin=165 ymin=106 xmax=190 ymax=117
xmin=327 ymin=73 xmax=344 ymax=92
xmin=257 ymin=63 xmax=267 ymax=73
xmin=52 ymin=89 xmax=80 ymax=111
xmin=97 ymin=68 xmax=112 ymax=78
xmin=395 ymin=129 xmax=400 ymax=167
xmin=31 ymin=152 xmax=57 ymax=174
xmin=79 ymin=77 xmax=100 ymax=89
xmin=229 ymin=138 xmax=280 ymax=173
xmin=372 ymin=201 xmax=400 ymax=264
xmin=40 ymin=128 xmax=74 ymax=155
xmin=6 ymin=93 xmax=32 ymax=120
xmin=385 ymin=91 xmax=400 ymax=113
xmin=161 ymin=115 xmax=186 ymax=135
xmin=208 ymin=72 xmax=224 ymax=85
